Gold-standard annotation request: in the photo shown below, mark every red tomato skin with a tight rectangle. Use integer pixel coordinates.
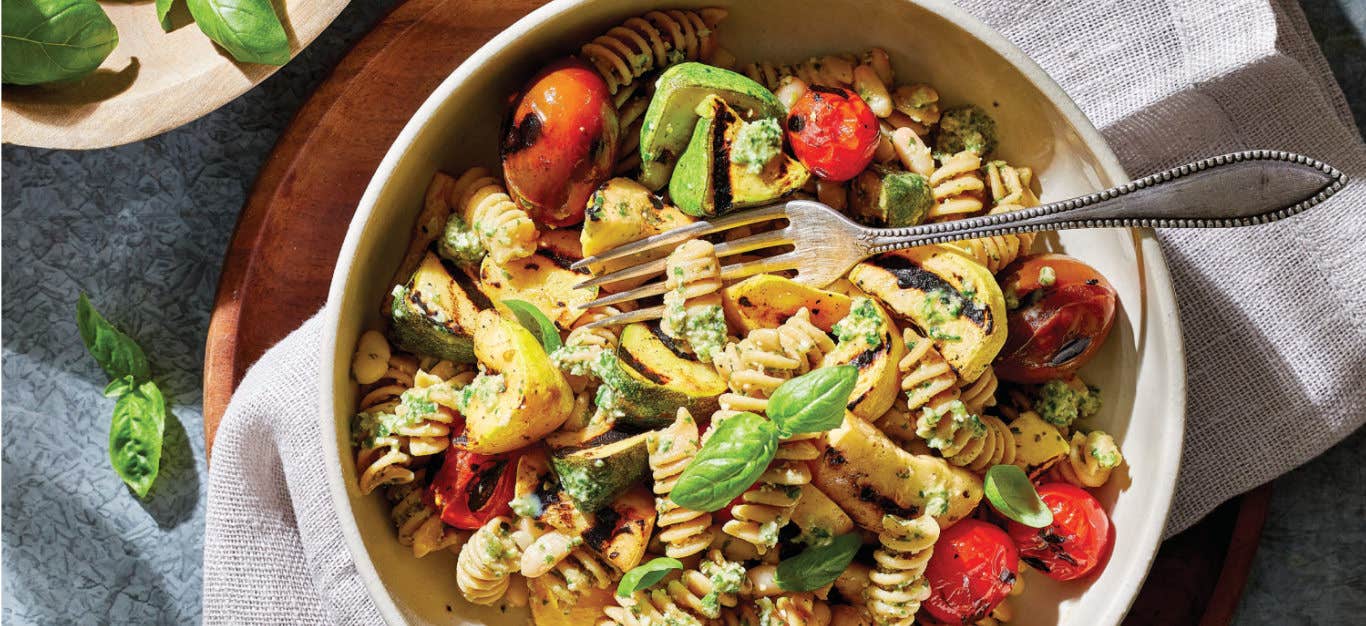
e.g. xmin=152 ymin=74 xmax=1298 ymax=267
xmin=1007 ymin=483 xmax=1111 ymax=581
xmin=924 ymin=519 xmax=1020 ymax=624
xmin=501 ymin=57 xmax=618 ymax=228
xmin=426 ymin=441 xmax=519 ymax=530
xmin=786 ymin=86 xmax=878 ymax=182
xmin=995 ymin=254 xmax=1118 ymax=383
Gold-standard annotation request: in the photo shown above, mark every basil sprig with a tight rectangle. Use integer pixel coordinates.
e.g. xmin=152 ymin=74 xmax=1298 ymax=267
xmin=1 ymin=0 xmax=119 ymax=85
xmin=767 ymin=365 xmax=856 ymax=436
xmin=984 ymin=464 xmax=1053 ymax=528
xmin=616 ymin=557 xmax=683 ymax=597
xmin=186 ymin=0 xmax=289 ymax=65
xmin=501 ymin=299 xmax=562 ymax=353
xmin=672 ymin=412 xmax=778 ymax=512
xmin=775 ymin=533 xmax=862 ymax=591
xmin=78 ymin=294 xmax=167 ymax=498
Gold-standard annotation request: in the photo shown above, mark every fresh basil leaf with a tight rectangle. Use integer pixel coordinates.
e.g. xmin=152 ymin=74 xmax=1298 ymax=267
xmin=1 ymin=0 xmax=119 ymax=85
xmin=984 ymin=464 xmax=1053 ymax=528
xmin=109 ymin=380 xmax=166 ymax=498
xmin=616 ymin=557 xmax=683 ymax=597
xmin=186 ymin=0 xmax=289 ymax=65
xmin=775 ymin=532 xmax=862 ymax=591
xmin=103 ymin=375 xmax=135 ymax=399
xmin=672 ymin=412 xmax=778 ymax=512
xmin=156 ymin=0 xmax=178 ymax=31
xmin=77 ymin=293 xmax=151 ymax=383
xmin=502 ymin=299 xmax=562 ymax=354
xmin=767 ymin=365 xmax=856 ymax=437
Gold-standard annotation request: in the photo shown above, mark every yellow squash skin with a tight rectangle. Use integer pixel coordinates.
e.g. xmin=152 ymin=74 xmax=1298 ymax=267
xmin=813 ymin=412 xmax=983 ymax=531
xmin=822 ymin=281 xmax=907 ymax=421
xmin=721 ymin=274 xmax=853 ymax=333
xmin=849 ymin=245 xmax=1007 ymax=382
xmin=580 ymin=178 xmax=694 ymax=292
xmin=461 ymin=310 xmax=575 ymax=454
xmin=479 ymin=252 xmax=596 ymax=330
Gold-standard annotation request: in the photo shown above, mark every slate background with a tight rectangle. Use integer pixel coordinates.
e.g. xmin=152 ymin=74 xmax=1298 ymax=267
xmin=1 ymin=1 xmax=1362 ymax=623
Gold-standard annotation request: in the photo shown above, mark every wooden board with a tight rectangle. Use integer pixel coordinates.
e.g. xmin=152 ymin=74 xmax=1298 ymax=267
xmin=201 ymin=1 xmax=1270 ymax=622
xmin=1 ymin=0 xmax=348 ymax=150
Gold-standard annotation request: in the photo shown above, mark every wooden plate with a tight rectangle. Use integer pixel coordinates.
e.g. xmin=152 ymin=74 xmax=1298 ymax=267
xmin=1 ymin=0 xmax=347 ymax=150
xmin=201 ymin=0 xmax=1270 ymax=622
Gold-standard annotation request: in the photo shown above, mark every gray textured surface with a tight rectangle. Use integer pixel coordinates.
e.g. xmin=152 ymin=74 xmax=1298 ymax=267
xmin=0 ymin=0 xmax=1361 ymax=624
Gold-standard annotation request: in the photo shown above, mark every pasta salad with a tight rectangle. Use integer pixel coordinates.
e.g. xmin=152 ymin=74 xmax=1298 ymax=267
xmin=348 ymin=7 xmax=1127 ymax=625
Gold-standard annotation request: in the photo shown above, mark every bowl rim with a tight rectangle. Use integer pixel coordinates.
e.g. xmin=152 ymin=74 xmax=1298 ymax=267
xmin=319 ymin=1 xmax=1188 ymax=623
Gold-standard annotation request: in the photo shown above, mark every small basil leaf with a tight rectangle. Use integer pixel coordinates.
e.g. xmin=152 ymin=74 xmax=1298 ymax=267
xmin=984 ymin=464 xmax=1053 ymax=528
xmin=768 ymin=365 xmax=856 ymax=436
xmin=672 ymin=412 xmax=778 ymax=512
xmin=616 ymin=557 xmax=683 ymax=597
xmin=103 ymin=375 xmax=135 ymax=399
xmin=1 ymin=0 xmax=119 ymax=85
xmin=77 ymin=293 xmax=151 ymax=383
xmin=109 ymin=381 xmax=166 ymax=498
xmin=502 ymin=299 xmax=562 ymax=354
xmin=775 ymin=532 xmax=862 ymax=591
xmin=156 ymin=0 xmax=178 ymax=31
xmin=186 ymin=0 xmax=289 ymax=66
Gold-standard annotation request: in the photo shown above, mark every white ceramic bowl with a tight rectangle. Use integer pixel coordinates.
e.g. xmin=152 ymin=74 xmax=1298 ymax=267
xmin=321 ymin=1 xmax=1187 ymax=623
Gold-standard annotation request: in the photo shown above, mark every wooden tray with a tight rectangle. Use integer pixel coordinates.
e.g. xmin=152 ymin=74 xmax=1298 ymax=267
xmin=1 ymin=0 xmax=348 ymax=150
xmin=201 ymin=1 xmax=1271 ymax=622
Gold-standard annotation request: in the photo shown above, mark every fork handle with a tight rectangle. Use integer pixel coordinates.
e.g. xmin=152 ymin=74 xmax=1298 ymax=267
xmin=866 ymin=150 xmax=1347 ymax=254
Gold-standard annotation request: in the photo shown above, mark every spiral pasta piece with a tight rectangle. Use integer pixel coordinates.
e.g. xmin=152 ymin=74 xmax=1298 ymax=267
xmin=522 ymin=530 xmax=617 ymax=607
xmin=866 ymin=514 xmax=939 ymax=625
xmin=661 ymin=239 xmax=726 ymax=362
xmin=353 ymin=353 xmax=419 ymax=494
xmin=385 ymin=471 xmax=464 ymax=558
xmin=713 ymin=308 xmax=834 ymax=415
xmin=745 ymin=53 xmax=858 ymax=91
xmin=948 ymin=161 xmax=1039 ymax=273
xmin=450 ymin=167 xmax=538 ymax=265
xmin=927 ymin=150 xmax=986 ymax=220
xmin=581 ymin=8 xmax=728 ymax=95
xmin=456 ymin=516 xmax=523 ymax=606
xmin=606 ymin=550 xmax=744 ymax=623
xmin=389 ymin=367 xmax=468 ymax=457
xmin=959 ymin=366 xmax=999 ymax=415
xmin=650 ymin=409 xmax=717 ymax=559
xmin=917 ymin=408 xmax=1016 ymax=473
xmin=875 ymin=328 xmax=957 ymax=441
xmin=1049 ymin=430 xmax=1124 ymax=488
xmin=722 ymin=431 xmax=818 ymax=554
xmin=724 ymin=594 xmax=832 ymax=626
xmin=615 ymin=91 xmax=651 ymax=175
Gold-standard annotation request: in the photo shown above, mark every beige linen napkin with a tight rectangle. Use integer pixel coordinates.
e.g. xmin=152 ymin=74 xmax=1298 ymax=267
xmin=203 ymin=0 xmax=1366 ymax=622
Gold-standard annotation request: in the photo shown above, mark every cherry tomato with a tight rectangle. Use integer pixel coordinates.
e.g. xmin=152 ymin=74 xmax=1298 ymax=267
xmin=785 ymin=86 xmax=878 ymax=182
xmin=501 ymin=57 xmax=618 ymax=228
xmin=425 ymin=426 xmax=521 ymax=529
xmin=1007 ymin=483 xmax=1111 ymax=581
xmin=924 ymin=519 xmax=1020 ymax=624
xmin=995 ymin=254 xmax=1117 ymax=383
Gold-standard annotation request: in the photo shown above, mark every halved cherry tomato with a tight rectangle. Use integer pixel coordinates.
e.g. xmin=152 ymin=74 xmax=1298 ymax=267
xmin=425 ymin=426 xmax=521 ymax=529
xmin=924 ymin=519 xmax=1020 ymax=624
xmin=995 ymin=254 xmax=1117 ymax=383
xmin=785 ymin=86 xmax=878 ymax=182
xmin=1007 ymin=483 xmax=1111 ymax=581
xmin=501 ymin=57 xmax=618 ymax=228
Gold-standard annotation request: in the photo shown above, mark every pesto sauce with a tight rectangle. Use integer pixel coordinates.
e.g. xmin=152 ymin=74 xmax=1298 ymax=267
xmin=731 ymin=117 xmax=784 ymax=173
xmin=681 ymin=304 xmax=726 ymax=363
xmin=455 ymin=373 xmax=506 ymax=415
xmin=1034 ymin=379 xmax=1103 ymax=426
xmin=438 ymin=214 xmax=486 ymax=265
xmin=698 ymin=558 xmax=746 ymax=618
xmin=833 ymin=297 xmax=885 ymax=347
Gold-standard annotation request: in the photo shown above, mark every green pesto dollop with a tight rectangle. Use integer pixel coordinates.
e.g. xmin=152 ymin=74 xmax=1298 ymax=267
xmin=833 ymin=297 xmax=885 ymax=347
xmin=682 ymin=304 xmax=727 ymax=363
xmin=698 ymin=558 xmax=746 ymax=617
xmin=455 ymin=373 xmax=506 ymax=415
xmin=1035 ymin=379 xmax=1102 ymax=426
xmin=438 ymin=214 xmax=486 ymax=265
xmin=916 ymin=399 xmax=985 ymax=451
xmin=935 ymin=105 xmax=999 ymax=157
xmin=731 ymin=117 xmax=784 ymax=173
xmin=920 ymin=289 xmax=965 ymax=342
xmin=1038 ymin=265 xmax=1057 ymax=286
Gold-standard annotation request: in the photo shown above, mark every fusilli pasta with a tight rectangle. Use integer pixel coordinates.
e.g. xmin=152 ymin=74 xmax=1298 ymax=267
xmin=866 ymin=514 xmax=938 ymax=625
xmin=649 ymin=409 xmax=717 ymax=559
xmin=1048 ymin=430 xmax=1124 ymax=488
xmin=581 ymin=8 xmax=728 ymax=95
xmin=456 ymin=516 xmax=524 ymax=606
xmin=451 ymin=167 xmax=539 ymax=265
xmin=928 ymin=150 xmax=986 ymax=220
xmin=661 ymin=239 xmax=726 ymax=362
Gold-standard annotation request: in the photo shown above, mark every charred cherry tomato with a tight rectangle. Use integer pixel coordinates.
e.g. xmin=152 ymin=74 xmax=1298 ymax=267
xmin=426 ymin=426 xmax=521 ymax=529
xmin=995 ymin=254 xmax=1117 ymax=383
xmin=924 ymin=519 xmax=1020 ymax=624
xmin=501 ymin=57 xmax=618 ymax=228
xmin=1007 ymin=483 xmax=1111 ymax=581
xmin=785 ymin=86 xmax=878 ymax=182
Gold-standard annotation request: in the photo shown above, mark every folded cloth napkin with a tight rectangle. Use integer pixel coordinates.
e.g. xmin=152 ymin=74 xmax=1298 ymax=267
xmin=203 ymin=0 xmax=1366 ymax=622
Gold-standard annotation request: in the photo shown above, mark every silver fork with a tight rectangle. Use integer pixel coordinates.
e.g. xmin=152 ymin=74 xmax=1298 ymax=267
xmin=570 ymin=150 xmax=1346 ymax=329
